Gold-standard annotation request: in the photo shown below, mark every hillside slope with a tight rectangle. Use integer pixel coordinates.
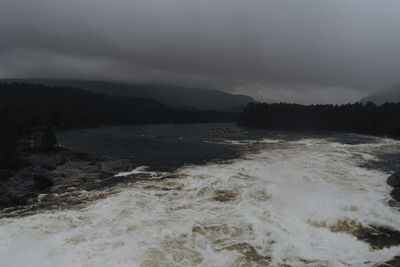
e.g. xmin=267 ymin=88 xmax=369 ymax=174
xmin=1 ymin=79 xmax=254 ymax=111
xmin=361 ymin=84 xmax=400 ymax=105
xmin=0 ymin=83 xmax=237 ymax=128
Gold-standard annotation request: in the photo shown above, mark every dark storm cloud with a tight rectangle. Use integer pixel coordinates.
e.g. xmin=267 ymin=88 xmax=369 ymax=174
xmin=1 ymin=0 xmax=400 ymax=103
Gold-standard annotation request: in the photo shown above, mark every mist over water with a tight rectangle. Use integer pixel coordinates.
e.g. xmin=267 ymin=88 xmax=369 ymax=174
xmin=1 ymin=125 xmax=400 ymax=266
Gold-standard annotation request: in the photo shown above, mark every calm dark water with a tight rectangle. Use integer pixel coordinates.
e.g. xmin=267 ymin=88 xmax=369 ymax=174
xmin=57 ymin=123 xmax=247 ymax=171
xmin=57 ymin=122 xmax=384 ymax=171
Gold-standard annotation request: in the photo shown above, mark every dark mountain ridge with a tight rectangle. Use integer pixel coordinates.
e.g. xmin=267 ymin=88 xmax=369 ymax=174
xmin=361 ymin=84 xmax=400 ymax=105
xmin=1 ymin=79 xmax=254 ymax=111
xmin=0 ymin=82 xmax=238 ymax=130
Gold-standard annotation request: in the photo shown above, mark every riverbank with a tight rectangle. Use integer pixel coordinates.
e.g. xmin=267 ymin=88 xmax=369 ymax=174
xmin=1 ymin=123 xmax=246 ymax=215
xmin=0 ymin=149 xmax=136 ymax=215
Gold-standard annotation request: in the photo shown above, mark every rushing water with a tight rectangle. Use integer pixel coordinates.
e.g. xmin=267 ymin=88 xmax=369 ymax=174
xmin=1 ymin=123 xmax=400 ymax=266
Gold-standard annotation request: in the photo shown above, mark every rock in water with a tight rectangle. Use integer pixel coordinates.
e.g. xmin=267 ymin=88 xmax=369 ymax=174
xmin=390 ymin=188 xmax=400 ymax=202
xmin=375 ymin=256 xmax=400 ymax=267
xmin=387 ymin=173 xmax=400 ymax=187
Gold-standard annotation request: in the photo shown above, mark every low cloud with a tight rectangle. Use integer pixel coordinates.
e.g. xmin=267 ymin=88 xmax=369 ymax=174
xmin=1 ymin=0 xmax=400 ymax=103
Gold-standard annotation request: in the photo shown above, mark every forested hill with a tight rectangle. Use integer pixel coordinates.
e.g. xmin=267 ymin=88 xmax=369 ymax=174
xmin=238 ymin=102 xmax=400 ymax=137
xmin=1 ymin=79 xmax=254 ymax=111
xmin=0 ymin=82 xmax=237 ymax=130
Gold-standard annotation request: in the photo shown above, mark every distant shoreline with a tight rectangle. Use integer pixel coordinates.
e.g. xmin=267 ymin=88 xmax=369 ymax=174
xmin=238 ymin=102 xmax=400 ymax=138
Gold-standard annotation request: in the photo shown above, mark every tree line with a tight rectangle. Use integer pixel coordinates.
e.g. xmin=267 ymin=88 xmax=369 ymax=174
xmin=238 ymin=102 xmax=400 ymax=137
xmin=0 ymin=82 xmax=238 ymax=128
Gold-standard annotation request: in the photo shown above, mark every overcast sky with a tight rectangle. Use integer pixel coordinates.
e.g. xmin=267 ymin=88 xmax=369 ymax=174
xmin=1 ymin=0 xmax=400 ymax=104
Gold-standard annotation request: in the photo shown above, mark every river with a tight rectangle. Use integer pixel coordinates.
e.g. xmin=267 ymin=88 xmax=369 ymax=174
xmin=1 ymin=123 xmax=399 ymax=266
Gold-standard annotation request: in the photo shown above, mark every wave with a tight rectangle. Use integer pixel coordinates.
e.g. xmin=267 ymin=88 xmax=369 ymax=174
xmin=1 ymin=137 xmax=400 ymax=266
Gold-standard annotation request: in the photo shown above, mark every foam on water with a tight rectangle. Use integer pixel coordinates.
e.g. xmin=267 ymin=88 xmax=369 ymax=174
xmin=114 ymin=166 xmax=165 ymax=179
xmin=1 ymin=137 xmax=400 ymax=266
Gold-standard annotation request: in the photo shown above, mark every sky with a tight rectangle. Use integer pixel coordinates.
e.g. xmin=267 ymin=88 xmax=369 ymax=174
xmin=1 ymin=0 xmax=400 ymax=104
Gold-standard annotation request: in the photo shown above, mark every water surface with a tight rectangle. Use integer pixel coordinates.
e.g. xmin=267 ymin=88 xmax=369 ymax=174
xmin=1 ymin=123 xmax=400 ymax=266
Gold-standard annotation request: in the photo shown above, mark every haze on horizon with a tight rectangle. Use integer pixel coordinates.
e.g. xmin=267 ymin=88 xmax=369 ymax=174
xmin=1 ymin=0 xmax=400 ymax=104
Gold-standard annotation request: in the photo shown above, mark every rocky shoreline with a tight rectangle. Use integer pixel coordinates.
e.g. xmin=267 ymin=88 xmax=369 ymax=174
xmin=0 ymin=148 xmax=137 ymax=215
xmin=375 ymin=173 xmax=400 ymax=267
